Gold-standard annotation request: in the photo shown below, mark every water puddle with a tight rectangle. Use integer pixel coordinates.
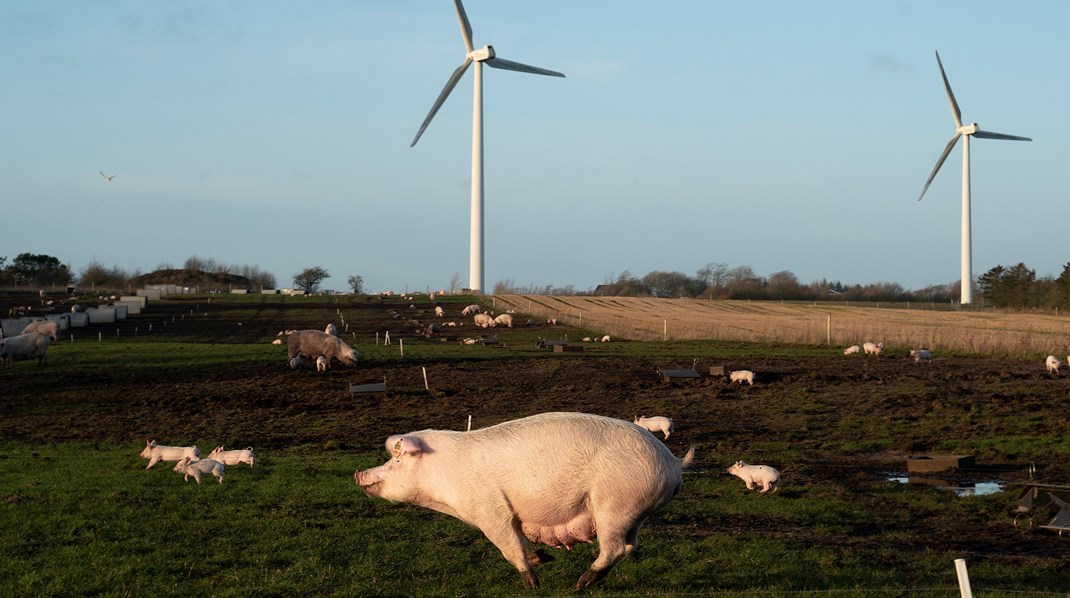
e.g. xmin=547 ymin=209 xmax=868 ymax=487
xmin=885 ymin=475 xmax=1004 ymax=497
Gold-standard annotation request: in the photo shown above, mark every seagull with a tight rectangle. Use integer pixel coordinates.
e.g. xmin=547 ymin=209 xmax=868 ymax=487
xmin=99 ymin=171 xmax=117 ymax=182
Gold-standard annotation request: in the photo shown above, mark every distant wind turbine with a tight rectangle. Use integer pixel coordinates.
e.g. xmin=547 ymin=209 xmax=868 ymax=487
xmin=917 ymin=50 xmax=1031 ymax=305
xmin=100 ymin=171 xmax=117 ymax=182
xmin=410 ymin=0 xmax=564 ymax=294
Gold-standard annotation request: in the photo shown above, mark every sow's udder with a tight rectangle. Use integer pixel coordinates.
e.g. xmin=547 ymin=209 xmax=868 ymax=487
xmin=521 ymin=514 xmax=596 ymax=549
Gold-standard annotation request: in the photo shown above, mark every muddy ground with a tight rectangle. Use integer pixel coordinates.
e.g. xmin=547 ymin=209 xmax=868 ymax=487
xmin=3 ymin=293 xmax=1070 ymax=571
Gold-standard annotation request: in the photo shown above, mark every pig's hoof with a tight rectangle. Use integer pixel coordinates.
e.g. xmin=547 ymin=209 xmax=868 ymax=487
xmin=521 ymin=571 xmax=539 ymax=589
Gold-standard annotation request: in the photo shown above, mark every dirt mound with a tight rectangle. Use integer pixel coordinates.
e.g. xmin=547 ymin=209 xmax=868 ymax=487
xmin=130 ymin=269 xmax=253 ymax=290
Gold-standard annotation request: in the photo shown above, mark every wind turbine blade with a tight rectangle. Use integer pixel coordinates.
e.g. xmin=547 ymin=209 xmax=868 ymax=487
xmin=485 ymin=57 xmax=565 ymax=78
xmin=918 ymin=132 xmax=962 ymax=201
xmin=411 ymin=58 xmax=473 ymax=147
xmin=973 ymin=130 xmax=1032 ymax=142
xmin=453 ymin=0 xmax=474 ymax=53
xmin=935 ymin=51 xmax=963 ymax=129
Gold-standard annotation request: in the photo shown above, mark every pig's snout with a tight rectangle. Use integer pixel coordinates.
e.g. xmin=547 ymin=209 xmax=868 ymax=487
xmin=354 ymin=469 xmax=380 ymax=496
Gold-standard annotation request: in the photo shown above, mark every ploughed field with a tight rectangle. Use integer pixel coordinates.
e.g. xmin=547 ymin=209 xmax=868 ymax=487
xmin=2 ymin=291 xmax=1069 ymax=594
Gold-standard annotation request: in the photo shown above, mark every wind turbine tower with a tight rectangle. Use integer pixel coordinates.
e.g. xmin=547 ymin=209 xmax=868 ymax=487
xmin=917 ymin=50 xmax=1031 ymax=305
xmin=410 ymin=0 xmax=564 ymax=294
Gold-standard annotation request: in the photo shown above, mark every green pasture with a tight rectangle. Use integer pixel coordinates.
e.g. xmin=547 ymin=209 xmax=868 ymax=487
xmin=2 ymin=446 xmax=1064 ymax=596
xmin=2 ymin=293 xmax=1069 ymax=595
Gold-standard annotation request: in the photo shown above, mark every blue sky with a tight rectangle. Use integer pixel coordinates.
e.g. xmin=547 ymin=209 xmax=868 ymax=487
xmin=3 ymin=1 xmax=1067 ymax=294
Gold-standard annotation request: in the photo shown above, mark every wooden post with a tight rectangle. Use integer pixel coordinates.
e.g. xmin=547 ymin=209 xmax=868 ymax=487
xmin=955 ymin=559 xmax=973 ymax=598
xmin=400 ymin=338 xmax=404 ymax=357
xmin=663 ymin=319 xmax=668 ymax=341
xmin=422 ymin=367 xmax=429 ymax=391
xmin=467 ymin=415 xmax=472 ymax=431
xmin=826 ymin=313 xmax=831 ymax=346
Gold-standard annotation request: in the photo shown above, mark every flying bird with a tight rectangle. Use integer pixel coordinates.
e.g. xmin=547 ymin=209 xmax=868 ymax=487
xmin=99 ymin=171 xmax=117 ymax=182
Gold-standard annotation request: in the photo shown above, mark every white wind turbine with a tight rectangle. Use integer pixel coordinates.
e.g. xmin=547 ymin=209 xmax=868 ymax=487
xmin=410 ymin=0 xmax=564 ymax=294
xmin=917 ymin=50 xmax=1030 ymax=305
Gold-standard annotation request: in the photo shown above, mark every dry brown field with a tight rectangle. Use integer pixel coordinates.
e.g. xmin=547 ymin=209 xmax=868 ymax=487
xmin=495 ymin=295 xmax=1070 ymax=356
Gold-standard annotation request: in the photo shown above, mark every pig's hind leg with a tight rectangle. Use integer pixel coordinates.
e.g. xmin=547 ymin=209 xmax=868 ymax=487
xmin=574 ymin=512 xmax=639 ymax=590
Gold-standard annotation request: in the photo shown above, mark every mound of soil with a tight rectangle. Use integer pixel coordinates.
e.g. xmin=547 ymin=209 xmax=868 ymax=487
xmin=129 ymin=268 xmax=253 ymax=290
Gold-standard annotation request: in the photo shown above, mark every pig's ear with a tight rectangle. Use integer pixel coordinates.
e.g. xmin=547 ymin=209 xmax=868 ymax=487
xmin=388 ymin=436 xmax=423 ymax=459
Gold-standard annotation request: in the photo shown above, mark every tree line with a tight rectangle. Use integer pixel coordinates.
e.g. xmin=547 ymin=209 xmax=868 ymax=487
xmin=4 ymin=253 xmax=1068 ymax=308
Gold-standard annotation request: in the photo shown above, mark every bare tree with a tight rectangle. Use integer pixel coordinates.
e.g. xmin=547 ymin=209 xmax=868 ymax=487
xmin=293 ymin=267 xmax=329 ymax=294
xmin=348 ymin=275 xmax=365 ymax=294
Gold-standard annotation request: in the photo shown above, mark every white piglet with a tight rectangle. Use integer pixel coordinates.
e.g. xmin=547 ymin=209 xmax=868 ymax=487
xmin=172 ymin=456 xmax=225 ymax=484
xmin=207 ymin=445 xmax=255 ymax=467
xmin=1045 ymin=355 xmax=1061 ymax=374
xmin=139 ymin=440 xmax=200 ymax=469
xmin=729 ymin=370 xmax=755 ymax=385
xmin=863 ymin=342 xmax=884 ymax=356
xmin=843 ymin=345 xmax=861 ymax=355
xmin=355 ymin=412 xmax=695 ymax=591
xmin=726 ymin=460 xmax=780 ymax=494
xmin=633 ymin=415 xmax=673 ymax=440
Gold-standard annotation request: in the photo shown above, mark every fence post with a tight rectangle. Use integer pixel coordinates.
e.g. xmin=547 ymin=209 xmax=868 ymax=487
xmin=954 ymin=559 xmax=973 ymax=598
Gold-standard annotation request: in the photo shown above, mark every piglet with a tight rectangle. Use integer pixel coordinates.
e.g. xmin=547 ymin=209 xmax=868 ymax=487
xmin=139 ymin=439 xmax=200 ymax=469
xmin=726 ymin=460 xmax=780 ymax=493
xmin=172 ymin=456 xmax=225 ymax=484
xmin=633 ymin=415 xmax=673 ymax=440
xmin=207 ymin=445 xmax=255 ymax=467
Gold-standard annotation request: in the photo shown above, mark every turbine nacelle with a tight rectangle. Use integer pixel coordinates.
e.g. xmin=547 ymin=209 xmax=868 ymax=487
xmin=958 ymin=123 xmax=979 ymax=135
xmin=469 ymin=45 xmax=494 ymax=62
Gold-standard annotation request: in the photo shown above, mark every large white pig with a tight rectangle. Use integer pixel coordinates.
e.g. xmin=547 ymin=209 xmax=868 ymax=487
xmin=287 ymin=329 xmax=361 ymax=367
xmin=21 ymin=320 xmax=60 ymax=342
xmin=354 ymin=412 xmax=695 ymax=590
xmin=0 ymin=332 xmax=52 ymax=366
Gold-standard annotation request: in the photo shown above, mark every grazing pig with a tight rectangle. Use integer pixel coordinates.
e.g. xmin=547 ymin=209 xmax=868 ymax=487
xmin=316 ymin=355 xmax=329 ymax=372
xmin=863 ymin=341 xmax=884 ymax=356
xmin=633 ymin=415 xmax=673 ymax=440
xmin=287 ymin=329 xmax=361 ymax=367
xmin=21 ymin=320 xmax=60 ymax=342
xmin=0 ymin=332 xmax=52 ymax=367
xmin=172 ymin=456 xmax=225 ymax=484
xmin=355 ymin=412 xmax=695 ymax=590
xmin=1045 ymin=355 xmax=1061 ymax=374
xmin=729 ymin=370 xmax=755 ymax=385
xmin=493 ymin=313 xmax=514 ymax=328
xmin=473 ymin=313 xmax=496 ymax=328
xmin=207 ymin=445 xmax=255 ymax=467
xmin=843 ymin=345 xmax=861 ymax=355
xmin=726 ymin=460 xmax=780 ymax=494
xmin=434 ymin=306 xmax=444 ymax=317
xmin=140 ymin=440 xmax=200 ymax=469
xmin=910 ymin=349 xmax=933 ymax=364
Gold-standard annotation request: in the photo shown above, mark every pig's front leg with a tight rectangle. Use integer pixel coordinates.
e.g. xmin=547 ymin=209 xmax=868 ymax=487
xmin=478 ymin=517 xmax=539 ymax=589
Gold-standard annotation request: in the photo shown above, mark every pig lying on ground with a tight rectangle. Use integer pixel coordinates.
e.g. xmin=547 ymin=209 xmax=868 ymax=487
xmin=140 ymin=440 xmax=200 ymax=469
xmin=287 ymin=329 xmax=361 ymax=367
xmin=355 ymin=412 xmax=695 ymax=590
xmin=0 ymin=332 xmax=52 ymax=367
xmin=633 ymin=415 xmax=673 ymax=440
xmin=461 ymin=304 xmax=482 ymax=316
xmin=726 ymin=460 xmax=780 ymax=493
xmin=172 ymin=456 xmax=225 ymax=484
xmin=207 ymin=446 xmax=255 ymax=467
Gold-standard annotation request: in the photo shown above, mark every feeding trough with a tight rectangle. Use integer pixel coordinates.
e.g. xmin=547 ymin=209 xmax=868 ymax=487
xmin=658 ymin=368 xmax=702 ymax=383
xmin=553 ymin=344 xmax=582 ymax=352
xmin=537 ymin=339 xmax=568 ymax=349
xmin=349 ymin=382 xmax=387 ymax=395
xmin=907 ymin=455 xmax=975 ymax=474
xmin=1014 ymin=483 xmax=1070 ymax=535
